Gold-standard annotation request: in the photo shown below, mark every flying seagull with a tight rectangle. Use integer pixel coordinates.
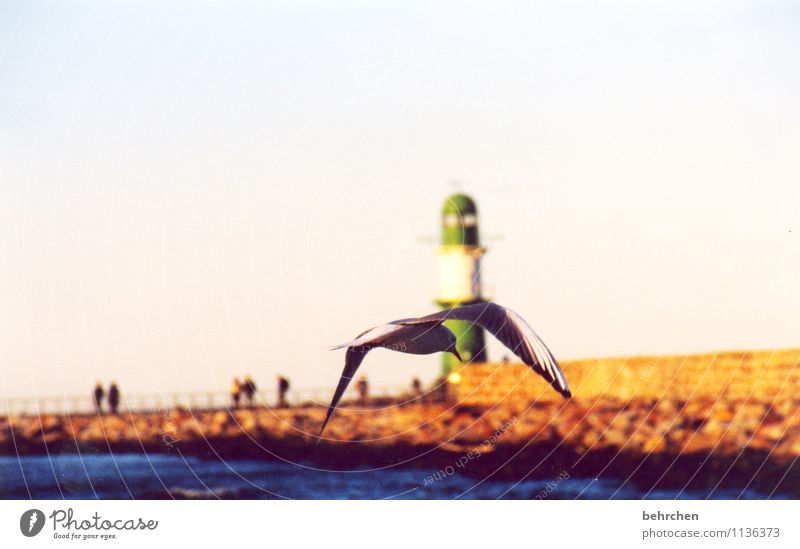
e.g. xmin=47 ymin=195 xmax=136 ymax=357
xmin=317 ymin=302 xmax=570 ymax=439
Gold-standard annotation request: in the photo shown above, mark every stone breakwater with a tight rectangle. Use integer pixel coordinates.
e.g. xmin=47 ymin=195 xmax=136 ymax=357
xmin=454 ymin=349 xmax=800 ymax=404
xmin=2 ymin=349 xmax=799 ymax=495
xmin=2 ymin=399 xmax=799 ymax=494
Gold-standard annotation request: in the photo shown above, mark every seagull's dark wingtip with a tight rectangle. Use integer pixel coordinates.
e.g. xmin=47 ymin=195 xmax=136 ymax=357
xmin=313 ymin=422 xmax=330 ymax=452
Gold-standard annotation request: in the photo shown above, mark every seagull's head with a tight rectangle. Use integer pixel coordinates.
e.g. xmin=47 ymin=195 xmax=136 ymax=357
xmin=435 ymin=325 xmax=462 ymax=362
xmin=445 ymin=335 xmax=462 ymax=363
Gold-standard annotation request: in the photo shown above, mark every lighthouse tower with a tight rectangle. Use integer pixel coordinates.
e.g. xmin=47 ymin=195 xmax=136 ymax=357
xmin=435 ymin=193 xmax=488 ymax=377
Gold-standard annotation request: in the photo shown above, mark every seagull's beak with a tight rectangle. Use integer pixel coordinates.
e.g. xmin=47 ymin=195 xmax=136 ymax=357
xmin=450 ymin=348 xmax=463 ymax=363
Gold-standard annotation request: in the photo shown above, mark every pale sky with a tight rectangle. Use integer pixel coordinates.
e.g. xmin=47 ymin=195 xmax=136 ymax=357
xmin=1 ymin=1 xmax=798 ymax=399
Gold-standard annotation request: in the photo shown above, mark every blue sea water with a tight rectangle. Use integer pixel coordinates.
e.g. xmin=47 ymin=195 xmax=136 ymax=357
xmin=0 ymin=454 xmax=778 ymax=500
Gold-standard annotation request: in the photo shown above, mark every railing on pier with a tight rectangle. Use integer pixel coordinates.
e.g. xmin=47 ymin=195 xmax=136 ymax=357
xmin=0 ymin=384 xmax=428 ymax=417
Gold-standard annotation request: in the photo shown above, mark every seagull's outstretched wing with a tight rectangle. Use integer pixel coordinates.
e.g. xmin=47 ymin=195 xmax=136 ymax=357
xmin=320 ymin=318 xmax=455 ymax=443
xmin=318 ymin=347 xmax=370 ymax=442
xmin=328 ymin=323 xmax=404 ymax=351
xmin=402 ymin=302 xmax=571 ymax=398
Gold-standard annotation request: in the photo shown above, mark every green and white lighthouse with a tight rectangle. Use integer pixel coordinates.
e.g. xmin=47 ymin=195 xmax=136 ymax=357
xmin=435 ymin=193 xmax=488 ymax=378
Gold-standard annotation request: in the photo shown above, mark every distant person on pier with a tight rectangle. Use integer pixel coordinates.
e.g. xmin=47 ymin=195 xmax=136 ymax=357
xmin=230 ymin=377 xmax=242 ymax=409
xmin=243 ymin=375 xmax=257 ymax=407
xmin=435 ymin=376 xmax=448 ymax=403
xmin=93 ymin=382 xmax=105 ymax=414
xmin=277 ymin=375 xmax=290 ymax=408
xmin=357 ymin=375 xmax=369 ymax=407
xmin=107 ymin=382 xmax=120 ymax=414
